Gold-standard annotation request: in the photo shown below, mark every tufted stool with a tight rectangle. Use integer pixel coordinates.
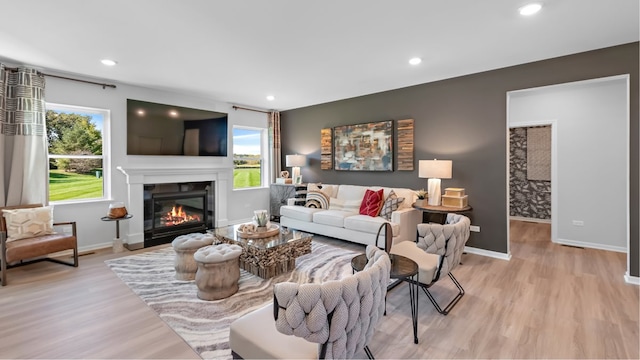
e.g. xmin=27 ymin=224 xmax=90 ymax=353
xmin=194 ymin=243 xmax=243 ymax=300
xmin=171 ymin=233 xmax=215 ymax=280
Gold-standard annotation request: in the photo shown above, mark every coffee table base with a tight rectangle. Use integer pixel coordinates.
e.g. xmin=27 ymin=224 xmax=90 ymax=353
xmin=216 ymin=236 xmax=312 ymax=279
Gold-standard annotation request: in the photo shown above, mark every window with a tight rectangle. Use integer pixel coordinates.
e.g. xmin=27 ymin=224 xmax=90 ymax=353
xmin=233 ymin=127 xmax=266 ymax=189
xmin=46 ymin=104 xmax=109 ymax=202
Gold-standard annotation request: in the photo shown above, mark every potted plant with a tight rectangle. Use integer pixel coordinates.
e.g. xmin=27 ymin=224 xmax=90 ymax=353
xmin=414 ymin=189 xmax=428 ymax=207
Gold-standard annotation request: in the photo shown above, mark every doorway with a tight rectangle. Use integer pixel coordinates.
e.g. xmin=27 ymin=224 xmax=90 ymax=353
xmin=506 ymin=75 xmax=629 ymax=271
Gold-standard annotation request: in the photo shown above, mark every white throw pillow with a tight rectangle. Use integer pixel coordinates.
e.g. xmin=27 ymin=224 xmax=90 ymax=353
xmin=2 ymin=206 xmax=55 ymax=242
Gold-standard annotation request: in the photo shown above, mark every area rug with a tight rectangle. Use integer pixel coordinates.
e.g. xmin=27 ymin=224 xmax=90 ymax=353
xmin=105 ymin=242 xmax=359 ymax=359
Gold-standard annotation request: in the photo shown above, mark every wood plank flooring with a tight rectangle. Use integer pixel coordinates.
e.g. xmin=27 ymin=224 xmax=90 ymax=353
xmin=0 ymin=220 xmax=637 ymax=359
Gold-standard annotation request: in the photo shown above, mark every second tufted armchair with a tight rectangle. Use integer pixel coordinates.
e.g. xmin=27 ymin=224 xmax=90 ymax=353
xmin=229 ymin=245 xmax=391 ymax=359
xmin=390 ymin=213 xmax=470 ymax=315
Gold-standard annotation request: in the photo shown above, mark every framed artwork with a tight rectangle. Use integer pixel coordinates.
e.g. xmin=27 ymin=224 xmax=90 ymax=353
xmin=320 ymin=128 xmax=332 ymax=170
xmin=334 ymin=120 xmax=393 ymax=171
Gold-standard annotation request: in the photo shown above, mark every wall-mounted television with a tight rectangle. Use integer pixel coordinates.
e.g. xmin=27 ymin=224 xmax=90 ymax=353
xmin=127 ymin=99 xmax=228 ymax=156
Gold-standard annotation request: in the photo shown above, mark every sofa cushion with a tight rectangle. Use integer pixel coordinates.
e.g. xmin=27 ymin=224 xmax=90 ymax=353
xmin=313 ymin=210 xmax=353 ymax=228
xmin=379 ymin=190 xmax=405 ymax=221
xmin=305 ymin=190 xmax=329 ymax=209
xmin=328 ymin=197 xmax=361 ymax=213
xmin=344 ymin=214 xmax=400 ymax=236
xmin=280 ymin=206 xmax=320 ymax=222
xmin=335 ymin=185 xmax=368 ymax=202
xmin=359 ymin=189 xmax=384 ymax=217
xmin=387 ymin=188 xmax=416 ymax=209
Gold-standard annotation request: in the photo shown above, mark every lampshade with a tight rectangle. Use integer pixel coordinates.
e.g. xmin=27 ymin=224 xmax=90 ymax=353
xmin=286 ymin=154 xmax=307 ymax=167
xmin=419 ymin=160 xmax=452 ymax=179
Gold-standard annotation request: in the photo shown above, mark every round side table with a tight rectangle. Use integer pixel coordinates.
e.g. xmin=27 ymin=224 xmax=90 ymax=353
xmin=101 ymin=214 xmax=133 ymax=253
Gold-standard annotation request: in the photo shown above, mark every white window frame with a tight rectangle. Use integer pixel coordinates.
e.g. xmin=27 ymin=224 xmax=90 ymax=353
xmin=232 ymin=125 xmax=268 ymax=190
xmin=46 ymin=103 xmax=111 ymax=203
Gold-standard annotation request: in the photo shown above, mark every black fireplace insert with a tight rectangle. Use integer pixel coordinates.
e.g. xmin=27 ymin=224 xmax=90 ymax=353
xmin=144 ymin=189 xmax=208 ymax=247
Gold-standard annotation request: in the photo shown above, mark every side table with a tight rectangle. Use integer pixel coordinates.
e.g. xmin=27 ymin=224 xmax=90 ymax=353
xmin=100 ymin=214 xmax=133 ymax=253
xmin=351 ymin=253 xmax=419 ymax=344
xmin=412 ymin=203 xmax=472 ymax=224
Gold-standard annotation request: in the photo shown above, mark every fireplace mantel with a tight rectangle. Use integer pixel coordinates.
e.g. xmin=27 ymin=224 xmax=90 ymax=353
xmin=117 ymin=166 xmax=231 ymax=249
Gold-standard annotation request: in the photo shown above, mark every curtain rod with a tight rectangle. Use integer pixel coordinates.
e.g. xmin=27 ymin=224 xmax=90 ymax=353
xmin=3 ymin=66 xmax=116 ymax=89
xmin=232 ymin=105 xmax=271 ymax=114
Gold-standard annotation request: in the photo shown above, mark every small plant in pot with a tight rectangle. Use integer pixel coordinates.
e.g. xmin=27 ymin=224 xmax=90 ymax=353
xmin=414 ymin=189 xmax=428 ymax=207
xmin=253 ymin=210 xmax=269 ymax=231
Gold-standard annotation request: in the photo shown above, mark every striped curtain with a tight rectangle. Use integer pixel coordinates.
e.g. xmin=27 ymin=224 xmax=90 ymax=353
xmin=268 ymin=111 xmax=282 ymax=184
xmin=0 ymin=64 xmax=48 ymax=206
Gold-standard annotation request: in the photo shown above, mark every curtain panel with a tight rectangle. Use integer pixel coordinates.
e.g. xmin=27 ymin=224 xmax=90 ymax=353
xmin=268 ymin=111 xmax=282 ymax=184
xmin=0 ymin=64 xmax=48 ymax=206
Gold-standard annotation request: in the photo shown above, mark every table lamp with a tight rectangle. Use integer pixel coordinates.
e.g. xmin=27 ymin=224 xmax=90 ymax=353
xmin=286 ymin=154 xmax=306 ymax=184
xmin=419 ymin=159 xmax=452 ymax=206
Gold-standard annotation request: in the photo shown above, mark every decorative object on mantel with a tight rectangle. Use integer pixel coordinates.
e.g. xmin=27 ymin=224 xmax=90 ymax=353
xmin=442 ymin=188 xmax=469 ymax=208
xmin=320 ymin=128 xmax=333 ymax=170
xmin=286 ymin=154 xmax=306 ymax=184
xmin=419 ymin=159 xmax=452 ymax=206
xmin=397 ymin=119 xmax=414 ymax=170
xmin=107 ymin=202 xmax=128 ymax=218
xmin=414 ymin=189 xmax=428 ymax=207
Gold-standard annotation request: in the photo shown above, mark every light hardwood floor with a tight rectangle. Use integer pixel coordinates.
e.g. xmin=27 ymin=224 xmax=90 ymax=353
xmin=0 ymin=221 xmax=637 ymax=359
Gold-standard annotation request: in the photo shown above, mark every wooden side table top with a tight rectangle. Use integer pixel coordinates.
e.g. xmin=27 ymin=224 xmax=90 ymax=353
xmin=412 ymin=203 xmax=472 ymax=213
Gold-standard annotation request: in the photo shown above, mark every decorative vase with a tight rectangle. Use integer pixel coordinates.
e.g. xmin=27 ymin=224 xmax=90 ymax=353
xmin=256 ymin=226 xmax=267 ymax=233
xmin=414 ymin=199 xmax=427 ymax=207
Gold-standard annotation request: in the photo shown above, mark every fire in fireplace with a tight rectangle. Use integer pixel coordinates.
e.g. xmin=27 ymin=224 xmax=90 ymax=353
xmin=161 ymin=205 xmax=201 ymax=226
xmin=144 ymin=189 xmax=209 ymax=247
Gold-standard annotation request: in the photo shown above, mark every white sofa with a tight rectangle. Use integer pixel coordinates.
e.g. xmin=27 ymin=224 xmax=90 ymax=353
xmin=280 ymin=184 xmax=421 ymax=246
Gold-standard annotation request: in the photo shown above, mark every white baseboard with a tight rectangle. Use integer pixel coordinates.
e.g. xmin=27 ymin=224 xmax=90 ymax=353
xmin=79 ymin=242 xmax=114 ymax=254
xmin=509 ymin=216 xmax=551 ymax=224
xmin=464 ymin=246 xmax=511 ymax=261
xmin=555 ymin=238 xmax=627 ymax=253
xmin=624 ymin=273 xmax=640 ymax=286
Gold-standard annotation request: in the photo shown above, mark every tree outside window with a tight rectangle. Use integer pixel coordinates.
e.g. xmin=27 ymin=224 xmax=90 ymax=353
xmin=233 ymin=127 xmax=264 ymax=189
xmin=46 ymin=105 xmax=107 ymax=202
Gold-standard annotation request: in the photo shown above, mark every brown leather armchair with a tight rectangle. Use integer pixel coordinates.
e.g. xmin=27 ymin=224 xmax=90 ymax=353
xmin=0 ymin=204 xmax=78 ymax=286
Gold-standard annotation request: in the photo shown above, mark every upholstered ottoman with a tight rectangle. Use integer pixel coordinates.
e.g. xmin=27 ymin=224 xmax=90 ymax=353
xmin=171 ymin=233 xmax=215 ymax=280
xmin=194 ymin=243 xmax=243 ymax=300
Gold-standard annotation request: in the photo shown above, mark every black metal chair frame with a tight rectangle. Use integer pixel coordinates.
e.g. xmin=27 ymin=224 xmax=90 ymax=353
xmin=407 ymin=227 xmax=465 ymax=315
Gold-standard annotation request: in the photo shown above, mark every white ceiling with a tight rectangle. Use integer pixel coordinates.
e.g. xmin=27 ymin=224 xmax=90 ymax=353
xmin=0 ymin=0 xmax=638 ymax=110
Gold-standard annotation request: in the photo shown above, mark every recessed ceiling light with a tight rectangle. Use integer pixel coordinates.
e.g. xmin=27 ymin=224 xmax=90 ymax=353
xmin=266 ymin=95 xmax=275 ymax=101
xmin=409 ymin=57 xmax=422 ymax=65
xmin=519 ymin=3 xmax=542 ymax=16
xmin=101 ymin=59 xmax=118 ymax=66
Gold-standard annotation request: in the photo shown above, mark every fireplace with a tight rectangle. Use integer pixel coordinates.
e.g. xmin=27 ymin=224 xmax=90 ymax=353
xmin=117 ymin=166 xmax=230 ymax=250
xmin=143 ymin=182 xmax=214 ymax=248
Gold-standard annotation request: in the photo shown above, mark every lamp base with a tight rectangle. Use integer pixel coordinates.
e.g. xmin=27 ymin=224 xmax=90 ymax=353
xmin=427 ymin=178 xmax=441 ymax=206
xmin=291 ymin=167 xmax=302 ymax=185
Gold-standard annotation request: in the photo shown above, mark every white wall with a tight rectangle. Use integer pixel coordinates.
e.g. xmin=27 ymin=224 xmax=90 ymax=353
xmin=508 ymin=76 xmax=628 ymax=251
xmin=45 ymin=76 xmax=270 ymax=251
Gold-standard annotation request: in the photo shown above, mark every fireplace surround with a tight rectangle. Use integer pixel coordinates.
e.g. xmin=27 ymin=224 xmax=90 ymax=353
xmin=117 ymin=166 xmax=231 ymax=249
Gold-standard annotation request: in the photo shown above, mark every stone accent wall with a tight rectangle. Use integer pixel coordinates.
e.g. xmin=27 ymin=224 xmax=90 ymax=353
xmin=509 ymin=127 xmax=551 ymax=219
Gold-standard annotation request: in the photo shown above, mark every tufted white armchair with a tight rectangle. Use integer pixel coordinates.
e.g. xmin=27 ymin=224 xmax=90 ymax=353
xmin=390 ymin=213 xmax=470 ymax=315
xmin=229 ymin=245 xmax=391 ymax=359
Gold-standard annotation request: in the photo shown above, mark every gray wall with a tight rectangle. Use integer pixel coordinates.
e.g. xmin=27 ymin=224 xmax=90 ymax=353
xmin=280 ymin=42 xmax=639 ymax=276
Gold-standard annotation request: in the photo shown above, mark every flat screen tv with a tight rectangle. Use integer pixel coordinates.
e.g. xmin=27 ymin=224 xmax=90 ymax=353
xmin=126 ymin=99 xmax=228 ymax=156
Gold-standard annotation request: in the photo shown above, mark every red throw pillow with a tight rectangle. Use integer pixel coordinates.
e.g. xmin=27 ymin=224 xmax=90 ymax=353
xmin=359 ymin=189 xmax=385 ymax=217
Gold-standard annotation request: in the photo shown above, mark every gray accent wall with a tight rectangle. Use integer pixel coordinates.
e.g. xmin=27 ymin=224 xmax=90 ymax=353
xmin=280 ymin=42 xmax=639 ymax=277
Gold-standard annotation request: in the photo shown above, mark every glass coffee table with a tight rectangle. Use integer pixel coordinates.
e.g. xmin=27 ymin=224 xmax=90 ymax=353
xmin=211 ymin=225 xmax=312 ymax=279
